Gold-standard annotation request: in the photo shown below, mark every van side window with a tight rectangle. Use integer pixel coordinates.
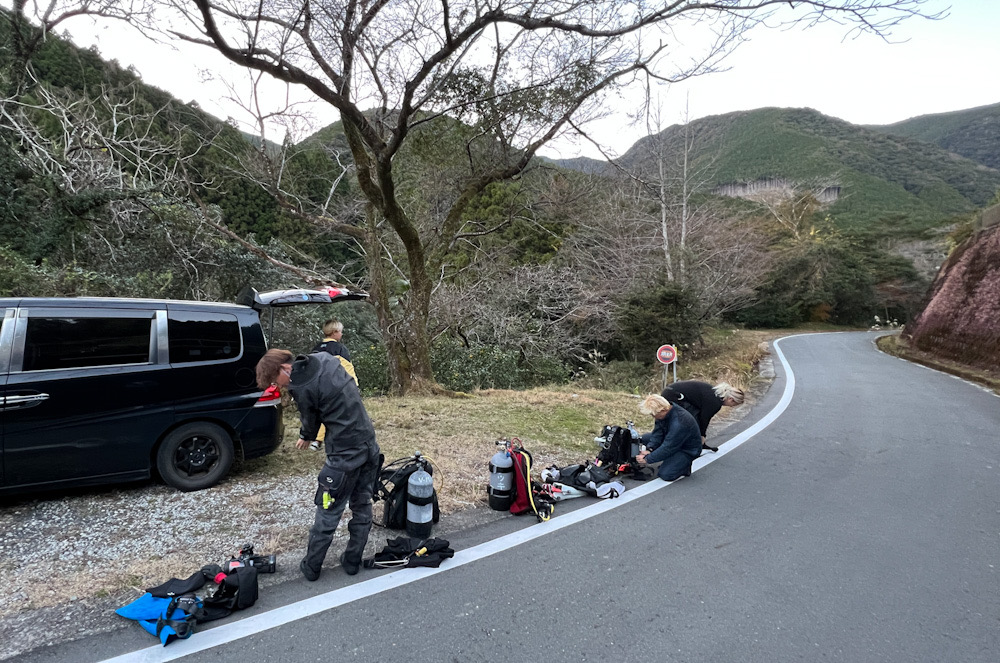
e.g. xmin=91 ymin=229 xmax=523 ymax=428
xmin=168 ymin=311 xmax=241 ymax=363
xmin=23 ymin=317 xmax=153 ymax=371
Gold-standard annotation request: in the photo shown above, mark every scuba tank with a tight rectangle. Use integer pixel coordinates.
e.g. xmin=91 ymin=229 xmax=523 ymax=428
xmin=405 ymin=453 xmax=435 ymax=538
xmin=487 ymin=444 xmax=515 ymax=511
xmin=627 ymin=420 xmax=641 ymax=459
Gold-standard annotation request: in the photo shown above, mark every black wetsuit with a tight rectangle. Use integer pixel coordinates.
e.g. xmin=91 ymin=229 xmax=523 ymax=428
xmin=290 ymin=352 xmax=379 ymax=576
xmin=661 ymin=380 xmax=724 ymax=438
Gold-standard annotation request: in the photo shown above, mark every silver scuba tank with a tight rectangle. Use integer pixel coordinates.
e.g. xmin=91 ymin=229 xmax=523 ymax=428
xmin=406 ymin=453 xmax=435 ymax=538
xmin=487 ymin=447 xmax=514 ymax=511
xmin=627 ymin=420 xmax=641 ymax=459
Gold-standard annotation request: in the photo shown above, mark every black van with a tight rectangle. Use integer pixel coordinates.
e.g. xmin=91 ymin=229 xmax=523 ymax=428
xmin=0 ymin=287 xmax=365 ymax=494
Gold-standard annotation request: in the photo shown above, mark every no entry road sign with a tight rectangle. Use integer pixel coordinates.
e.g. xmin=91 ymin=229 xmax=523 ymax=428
xmin=656 ymin=344 xmax=677 ymax=365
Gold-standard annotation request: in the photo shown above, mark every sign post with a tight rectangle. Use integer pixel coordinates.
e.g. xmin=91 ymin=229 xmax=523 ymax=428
xmin=656 ymin=344 xmax=678 ymax=390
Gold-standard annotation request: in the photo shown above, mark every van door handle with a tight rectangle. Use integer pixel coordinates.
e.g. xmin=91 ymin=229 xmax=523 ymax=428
xmin=2 ymin=393 xmax=50 ymax=410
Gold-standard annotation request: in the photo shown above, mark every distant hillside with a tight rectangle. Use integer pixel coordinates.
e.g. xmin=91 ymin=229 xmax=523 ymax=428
xmin=613 ymin=107 xmax=1000 ymax=238
xmin=871 ymin=102 xmax=1000 ymax=171
xmin=541 ymin=155 xmax=610 ymax=175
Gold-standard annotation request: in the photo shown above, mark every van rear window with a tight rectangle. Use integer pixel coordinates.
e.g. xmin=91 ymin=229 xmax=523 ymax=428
xmin=23 ymin=317 xmax=153 ymax=371
xmin=168 ymin=312 xmax=241 ymax=363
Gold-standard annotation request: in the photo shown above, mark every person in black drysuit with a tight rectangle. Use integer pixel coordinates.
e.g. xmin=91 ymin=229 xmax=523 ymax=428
xmin=635 ymin=394 xmax=702 ymax=481
xmin=256 ymin=348 xmax=379 ymax=580
xmin=661 ymin=380 xmax=744 ymax=448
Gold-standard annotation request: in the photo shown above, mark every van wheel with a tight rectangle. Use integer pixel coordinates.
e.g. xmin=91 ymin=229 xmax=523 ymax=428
xmin=157 ymin=423 xmax=234 ymax=491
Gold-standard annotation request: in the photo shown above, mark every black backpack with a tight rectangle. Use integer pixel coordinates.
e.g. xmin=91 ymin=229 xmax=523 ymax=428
xmin=594 ymin=424 xmax=653 ymax=480
xmin=594 ymin=424 xmax=634 ymax=470
xmin=372 ymin=454 xmax=441 ymax=530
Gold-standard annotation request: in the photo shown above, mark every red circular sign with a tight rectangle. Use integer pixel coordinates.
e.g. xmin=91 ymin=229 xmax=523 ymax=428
xmin=656 ymin=344 xmax=677 ymax=364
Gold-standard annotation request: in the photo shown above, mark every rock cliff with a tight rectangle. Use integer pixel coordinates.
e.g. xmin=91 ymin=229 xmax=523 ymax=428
xmin=906 ymin=206 xmax=1000 ymax=371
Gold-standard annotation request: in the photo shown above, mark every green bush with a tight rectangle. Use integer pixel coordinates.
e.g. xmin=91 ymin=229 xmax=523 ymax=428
xmin=571 ymin=359 xmax=652 ymax=393
xmin=352 ymin=343 xmax=391 ymax=396
xmin=349 ymin=337 xmax=570 ymax=395
xmin=731 ymin=237 xmax=882 ymax=328
xmin=614 ymin=283 xmax=701 ymax=361
xmin=521 ymin=355 xmax=571 ymax=388
xmin=431 ymin=337 xmax=525 ymax=392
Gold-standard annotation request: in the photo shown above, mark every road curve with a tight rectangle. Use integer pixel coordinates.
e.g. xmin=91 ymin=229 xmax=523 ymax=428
xmin=30 ymin=332 xmax=1000 ymax=663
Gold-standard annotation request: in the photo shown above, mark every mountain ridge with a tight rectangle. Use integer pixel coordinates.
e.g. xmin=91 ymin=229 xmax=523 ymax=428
xmin=548 ymin=105 xmax=1000 ymax=238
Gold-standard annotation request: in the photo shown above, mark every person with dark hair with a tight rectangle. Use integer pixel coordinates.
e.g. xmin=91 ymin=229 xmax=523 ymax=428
xmin=661 ymin=380 xmax=745 ymax=449
xmin=635 ymin=395 xmax=702 ymax=481
xmin=256 ymin=348 xmax=380 ymax=580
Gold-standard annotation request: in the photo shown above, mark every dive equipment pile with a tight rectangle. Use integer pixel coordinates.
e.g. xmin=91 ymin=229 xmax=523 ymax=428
xmin=116 ymin=543 xmax=274 ymax=645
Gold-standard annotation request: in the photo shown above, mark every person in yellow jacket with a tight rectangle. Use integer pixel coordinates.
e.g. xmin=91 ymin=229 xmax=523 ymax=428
xmin=311 ymin=319 xmax=358 ymax=384
xmin=310 ymin=319 xmax=359 ymax=447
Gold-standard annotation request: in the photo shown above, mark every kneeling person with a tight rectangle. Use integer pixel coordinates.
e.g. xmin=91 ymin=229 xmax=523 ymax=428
xmin=636 ymin=394 xmax=702 ymax=481
xmin=661 ymin=380 xmax=744 ymax=447
xmin=256 ymin=349 xmax=380 ymax=580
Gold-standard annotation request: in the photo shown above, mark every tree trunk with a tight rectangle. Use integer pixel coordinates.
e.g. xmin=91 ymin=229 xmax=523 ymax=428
xmin=658 ymin=153 xmax=674 ymax=281
xmin=680 ymin=119 xmax=690 ymax=282
xmin=361 ymin=206 xmax=436 ymax=395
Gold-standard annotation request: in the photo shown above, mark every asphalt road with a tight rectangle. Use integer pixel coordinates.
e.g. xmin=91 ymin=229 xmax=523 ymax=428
xmin=27 ymin=332 xmax=1000 ymax=662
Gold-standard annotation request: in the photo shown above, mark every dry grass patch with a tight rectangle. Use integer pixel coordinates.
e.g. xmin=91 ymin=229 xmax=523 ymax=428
xmin=367 ymin=387 xmax=639 ymax=513
xmin=678 ymin=328 xmax=784 ymax=388
xmin=246 ymin=387 xmax=643 ymax=514
xmin=877 ymin=334 xmax=1000 ymax=393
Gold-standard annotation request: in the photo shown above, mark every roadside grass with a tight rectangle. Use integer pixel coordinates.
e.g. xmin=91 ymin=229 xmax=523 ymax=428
xmin=243 ymin=387 xmax=642 ymax=513
xmin=240 ymin=325 xmax=788 ymax=513
xmin=876 ymin=333 xmax=1000 ymax=393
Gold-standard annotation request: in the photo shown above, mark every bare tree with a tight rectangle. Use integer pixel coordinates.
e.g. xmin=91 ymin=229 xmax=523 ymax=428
xmin=630 ymin=97 xmax=723 ymax=282
xmin=563 ymin=167 xmax=768 ymax=330
xmin=745 ymin=180 xmax=841 ymax=240
xmin=0 ymin=39 xmax=327 ymax=296
xmin=14 ymin=0 xmax=938 ymax=393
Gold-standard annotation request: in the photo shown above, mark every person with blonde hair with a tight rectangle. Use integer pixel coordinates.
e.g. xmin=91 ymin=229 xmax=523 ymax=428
xmin=308 ymin=319 xmax=359 ymax=450
xmin=312 ymin=318 xmax=357 ymax=386
xmin=313 ymin=319 xmax=352 ymax=360
xmin=660 ymin=380 xmax=744 ymax=450
xmin=636 ymin=394 xmax=702 ymax=481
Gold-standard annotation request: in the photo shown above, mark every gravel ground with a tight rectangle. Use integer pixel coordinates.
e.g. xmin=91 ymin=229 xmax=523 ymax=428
xmin=0 ymin=363 xmax=773 ymax=662
xmin=0 ymin=473 xmax=322 ymax=661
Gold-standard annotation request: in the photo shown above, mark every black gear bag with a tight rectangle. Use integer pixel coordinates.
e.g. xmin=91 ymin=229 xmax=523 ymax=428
xmin=372 ymin=454 xmax=441 ymax=530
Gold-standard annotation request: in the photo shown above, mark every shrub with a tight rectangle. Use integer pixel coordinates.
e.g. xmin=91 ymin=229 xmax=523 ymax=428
xmin=521 ymin=355 xmax=571 ymax=388
xmin=352 ymin=343 xmax=391 ymax=396
xmin=730 ymin=239 xmax=880 ymax=328
xmin=431 ymin=337 xmax=525 ymax=392
xmin=571 ymin=359 xmax=652 ymax=393
xmin=614 ymin=282 xmax=701 ymax=361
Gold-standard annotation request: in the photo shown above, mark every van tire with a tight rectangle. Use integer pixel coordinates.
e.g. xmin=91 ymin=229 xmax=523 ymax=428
xmin=157 ymin=423 xmax=234 ymax=491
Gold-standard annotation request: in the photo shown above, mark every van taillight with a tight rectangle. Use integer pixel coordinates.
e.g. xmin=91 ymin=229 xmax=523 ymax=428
xmin=255 ymin=384 xmax=281 ymax=407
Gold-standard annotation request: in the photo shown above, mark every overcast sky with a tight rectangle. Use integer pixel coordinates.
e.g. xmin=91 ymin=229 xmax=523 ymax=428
xmin=35 ymin=0 xmax=1000 ymax=159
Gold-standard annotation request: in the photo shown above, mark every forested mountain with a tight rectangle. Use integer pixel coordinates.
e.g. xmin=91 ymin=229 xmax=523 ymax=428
xmin=5 ymin=8 xmax=999 ymax=394
xmin=559 ymin=107 xmax=1000 ymax=239
xmin=870 ymin=102 xmax=1000 ymax=171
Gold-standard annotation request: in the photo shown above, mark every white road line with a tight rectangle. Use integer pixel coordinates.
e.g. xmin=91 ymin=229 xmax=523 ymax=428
xmin=100 ymin=337 xmax=798 ymax=663
xmin=872 ymin=333 xmax=1000 ymax=398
